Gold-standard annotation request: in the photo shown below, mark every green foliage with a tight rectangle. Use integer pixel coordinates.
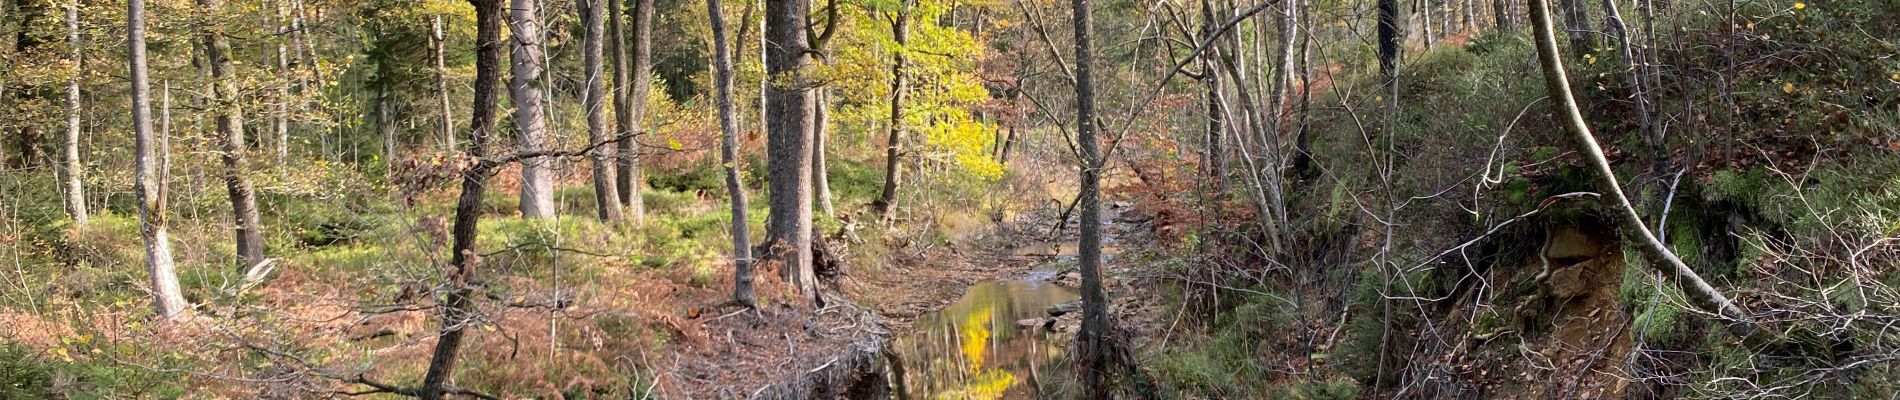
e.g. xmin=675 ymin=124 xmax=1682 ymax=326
xmin=1263 ymin=378 xmax=1364 ymax=400
xmin=1150 ymin=293 xmax=1296 ymax=397
xmin=0 ymin=342 xmax=54 ymax=399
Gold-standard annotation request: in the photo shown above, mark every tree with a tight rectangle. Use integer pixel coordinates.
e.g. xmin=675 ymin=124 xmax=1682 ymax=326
xmin=873 ymin=0 xmax=911 ymax=220
xmin=1527 ymin=0 xmax=1761 ymax=341
xmin=418 ymin=0 xmax=504 ymax=397
xmin=707 ymin=0 xmax=757 ymax=307
xmin=1070 ymin=0 xmax=1110 ymax=395
xmin=512 ymin=0 xmax=555 ymax=219
xmin=581 ymin=0 xmax=623 ymax=221
xmin=617 ymin=0 xmax=654 ymax=221
xmin=200 ymin=0 xmax=268 ymax=271
xmin=433 ymin=15 xmax=455 ymax=151
xmin=129 ymin=0 xmax=190 ymax=321
xmin=1378 ymin=0 xmax=1403 ymax=77
xmin=763 ymin=0 xmax=818 ymax=303
xmin=61 ymin=1 xmax=86 ymax=225
xmin=810 ymin=0 xmax=841 ymax=218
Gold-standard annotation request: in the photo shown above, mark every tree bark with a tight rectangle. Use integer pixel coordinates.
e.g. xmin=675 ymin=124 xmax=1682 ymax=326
xmin=581 ymin=0 xmax=623 ymax=222
xmin=62 ymin=2 xmax=86 ymax=225
xmin=764 ymin=0 xmax=817 ymax=303
xmin=419 ymin=0 xmax=503 ymax=398
xmin=1557 ymin=0 xmax=1593 ymax=51
xmin=433 ymin=15 xmax=455 ymax=151
xmin=129 ymin=0 xmax=189 ymax=321
xmin=875 ymin=1 xmax=911 ymax=220
xmin=511 ymin=0 xmax=555 ymax=218
xmin=618 ymin=0 xmax=654 ymax=221
xmin=1071 ymin=0 xmax=1110 ymax=396
xmin=707 ymin=0 xmax=756 ymax=307
xmin=813 ymin=87 xmax=836 ymax=217
xmin=1528 ymin=0 xmax=1761 ymax=340
xmin=1378 ymin=0 xmax=1403 ymax=77
xmin=200 ymin=0 xmax=267 ymax=271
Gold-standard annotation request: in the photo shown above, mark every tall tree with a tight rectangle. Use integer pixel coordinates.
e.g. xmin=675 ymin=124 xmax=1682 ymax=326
xmin=617 ymin=0 xmax=654 ymax=221
xmin=1071 ymin=0 xmax=1110 ymax=395
xmin=200 ymin=0 xmax=268 ymax=271
xmin=129 ymin=0 xmax=190 ymax=321
xmin=873 ymin=0 xmax=911 ymax=219
xmin=1556 ymin=0 xmax=1593 ymax=51
xmin=61 ymin=1 xmax=86 ymax=225
xmin=1528 ymin=0 xmax=1761 ymax=341
xmin=419 ymin=0 xmax=504 ymax=397
xmin=8 ymin=0 xmax=48 ymax=170
xmin=582 ymin=0 xmax=623 ymax=221
xmin=810 ymin=0 xmax=840 ymax=218
xmin=511 ymin=0 xmax=555 ymax=218
xmin=707 ymin=0 xmax=756 ymax=307
xmin=1378 ymin=0 xmax=1403 ymax=77
xmin=433 ymin=15 xmax=455 ymax=151
xmin=764 ymin=0 xmax=817 ymax=303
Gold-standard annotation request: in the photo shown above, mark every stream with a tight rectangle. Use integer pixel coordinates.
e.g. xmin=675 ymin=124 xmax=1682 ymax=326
xmin=889 ymin=267 xmax=1080 ymax=399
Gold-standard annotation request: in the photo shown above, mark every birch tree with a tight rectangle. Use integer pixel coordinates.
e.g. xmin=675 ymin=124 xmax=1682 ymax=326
xmin=129 ymin=0 xmax=190 ymax=321
xmin=61 ymin=1 xmax=85 ymax=225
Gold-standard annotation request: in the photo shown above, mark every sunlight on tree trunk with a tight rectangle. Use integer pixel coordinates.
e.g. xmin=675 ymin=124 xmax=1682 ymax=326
xmin=511 ymin=0 xmax=555 ymax=219
xmin=129 ymin=0 xmax=189 ymax=321
xmin=581 ymin=0 xmax=623 ymax=222
xmin=200 ymin=0 xmax=267 ymax=271
xmin=707 ymin=0 xmax=757 ymax=307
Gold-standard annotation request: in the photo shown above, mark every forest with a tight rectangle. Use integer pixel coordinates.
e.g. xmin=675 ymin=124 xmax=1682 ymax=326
xmin=1 ymin=0 xmax=1898 ymax=398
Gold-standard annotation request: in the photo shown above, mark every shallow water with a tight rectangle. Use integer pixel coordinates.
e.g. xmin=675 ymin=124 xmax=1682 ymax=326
xmin=890 ymin=272 xmax=1079 ymax=399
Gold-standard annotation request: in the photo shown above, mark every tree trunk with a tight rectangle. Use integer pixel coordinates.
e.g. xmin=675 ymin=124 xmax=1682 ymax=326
xmin=1557 ymin=0 xmax=1593 ymax=51
xmin=581 ymin=0 xmax=623 ymax=222
xmin=1378 ymin=0 xmax=1403 ymax=77
xmin=433 ymin=15 xmax=455 ymax=151
xmin=1420 ymin=0 xmax=1435 ymax=49
xmin=764 ymin=0 xmax=817 ymax=303
xmin=875 ymin=1 xmax=911 ymax=220
xmin=8 ymin=0 xmax=47 ymax=170
xmin=129 ymin=0 xmax=189 ymax=321
xmin=419 ymin=0 xmax=503 ymax=398
xmin=200 ymin=0 xmax=267 ymax=271
xmin=1071 ymin=0 xmax=1111 ymax=396
xmin=511 ymin=0 xmax=555 ymax=218
xmin=1600 ymin=0 xmax=1659 ymax=174
xmin=813 ymin=87 xmax=836 ymax=217
xmin=1528 ymin=0 xmax=1762 ymax=341
xmin=618 ymin=0 xmax=654 ymax=221
xmin=62 ymin=2 xmax=86 ymax=225
xmin=1494 ymin=0 xmax=1509 ymax=30
xmin=707 ymin=0 xmax=756 ymax=307
xmin=1199 ymin=0 xmax=1227 ymax=191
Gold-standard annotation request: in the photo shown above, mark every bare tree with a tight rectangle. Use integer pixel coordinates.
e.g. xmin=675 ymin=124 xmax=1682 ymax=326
xmin=418 ymin=0 xmax=504 ymax=397
xmin=512 ymin=0 xmax=555 ymax=219
xmin=433 ymin=15 xmax=455 ymax=151
xmin=1070 ymin=0 xmax=1111 ymax=395
xmin=62 ymin=1 xmax=86 ymax=225
xmin=707 ymin=0 xmax=757 ymax=307
xmin=617 ymin=0 xmax=655 ymax=221
xmin=200 ymin=0 xmax=268 ymax=271
xmin=129 ymin=0 xmax=189 ymax=321
xmin=874 ymin=0 xmax=911 ymax=220
xmin=764 ymin=0 xmax=818 ymax=303
xmin=581 ymin=0 xmax=623 ymax=221
xmin=1528 ymin=0 xmax=1761 ymax=340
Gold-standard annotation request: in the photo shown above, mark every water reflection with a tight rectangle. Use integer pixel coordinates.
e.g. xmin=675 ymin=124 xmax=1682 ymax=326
xmin=893 ymin=275 xmax=1079 ymax=399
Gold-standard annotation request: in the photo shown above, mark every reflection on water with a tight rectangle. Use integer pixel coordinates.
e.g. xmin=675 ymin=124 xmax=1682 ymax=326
xmin=893 ymin=275 xmax=1079 ymax=399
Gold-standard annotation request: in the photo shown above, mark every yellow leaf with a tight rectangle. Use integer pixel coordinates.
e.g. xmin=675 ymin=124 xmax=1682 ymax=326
xmin=1782 ymin=82 xmax=1796 ymax=93
xmin=1890 ymin=73 xmax=1898 ymax=81
xmin=1793 ymin=2 xmax=1805 ymax=9
xmin=667 ymin=138 xmax=684 ymax=151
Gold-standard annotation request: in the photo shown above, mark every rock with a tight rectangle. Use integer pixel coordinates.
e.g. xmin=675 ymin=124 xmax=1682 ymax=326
xmin=1015 ymin=318 xmax=1045 ymax=330
xmin=1047 ymin=301 xmax=1083 ymax=317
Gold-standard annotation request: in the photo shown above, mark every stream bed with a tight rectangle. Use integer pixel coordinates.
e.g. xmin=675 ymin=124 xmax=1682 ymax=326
xmin=889 ymin=269 xmax=1080 ymax=399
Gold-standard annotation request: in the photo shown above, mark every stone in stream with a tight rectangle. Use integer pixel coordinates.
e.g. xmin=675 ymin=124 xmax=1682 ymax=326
xmin=1015 ymin=318 xmax=1045 ymax=330
xmin=1047 ymin=301 xmax=1082 ymax=317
